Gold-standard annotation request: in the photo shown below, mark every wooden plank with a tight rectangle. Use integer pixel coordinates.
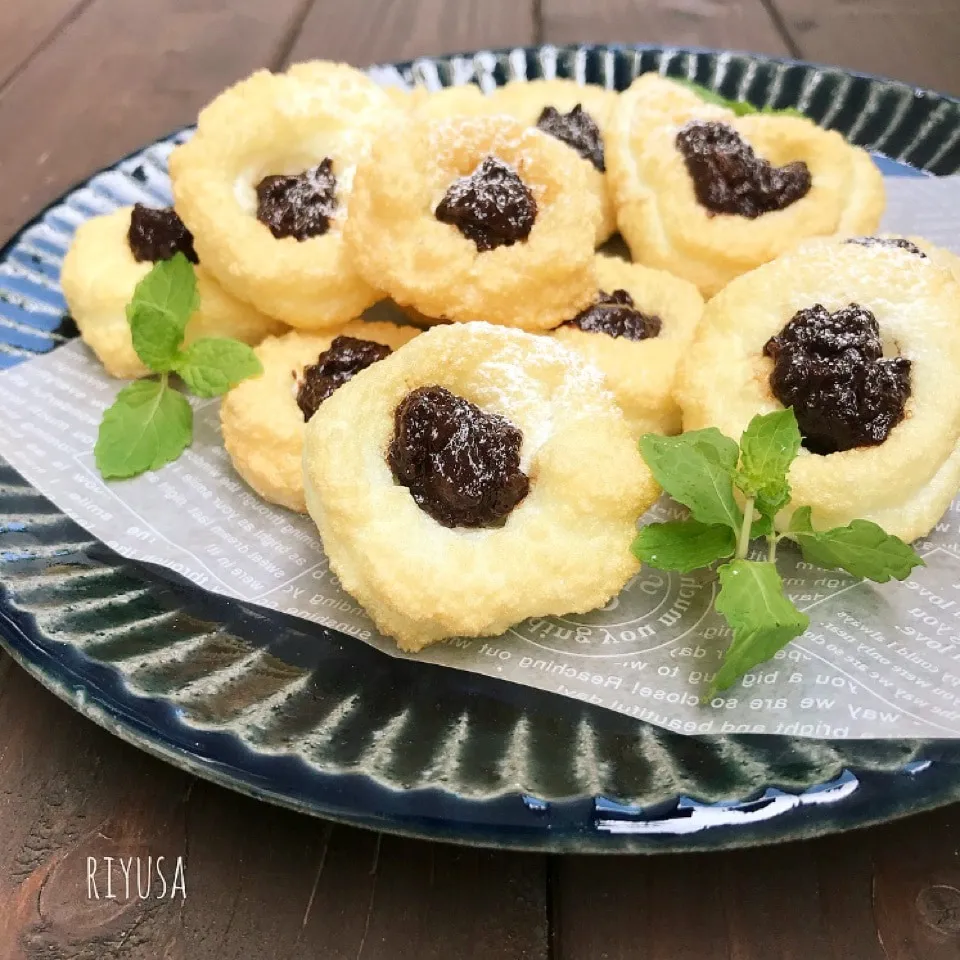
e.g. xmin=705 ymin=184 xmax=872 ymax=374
xmin=0 ymin=0 xmax=90 ymax=91
xmin=0 ymin=667 xmax=548 ymax=957
xmin=0 ymin=662 xmax=193 ymax=958
xmin=332 ymin=838 xmax=548 ymax=960
xmin=288 ymin=0 xmax=536 ymax=67
xmin=0 ymin=0 xmax=312 ymax=245
xmin=540 ymin=0 xmax=793 ymax=57
xmin=555 ymin=806 xmax=960 ymax=960
xmin=870 ymin=805 xmax=960 ymax=959
xmin=772 ymin=0 xmax=960 ymax=96
xmin=554 ymin=834 xmax=888 ymax=959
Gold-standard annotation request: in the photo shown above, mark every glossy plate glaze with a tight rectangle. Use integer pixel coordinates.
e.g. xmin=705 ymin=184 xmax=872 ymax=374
xmin=1 ymin=45 xmax=959 ymax=853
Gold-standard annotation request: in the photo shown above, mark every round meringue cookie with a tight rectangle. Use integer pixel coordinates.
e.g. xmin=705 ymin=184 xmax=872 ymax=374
xmin=344 ymin=113 xmax=601 ymax=331
xmin=303 ymin=322 xmax=659 ymax=650
xmin=550 ymin=254 xmax=705 ymax=437
xmin=220 ymin=321 xmax=418 ymax=513
xmin=169 ymin=61 xmax=401 ymax=329
xmin=60 ymin=206 xmax=284 ymax=380
xmin=606 ymin=74 xmax=885 ymax=297
xmin=675 ymin=239 xmax=960 ymax=542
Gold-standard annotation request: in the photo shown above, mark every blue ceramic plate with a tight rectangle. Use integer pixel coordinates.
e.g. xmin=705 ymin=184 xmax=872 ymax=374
xmin=1 ymin=45 xmax=959 ymax=853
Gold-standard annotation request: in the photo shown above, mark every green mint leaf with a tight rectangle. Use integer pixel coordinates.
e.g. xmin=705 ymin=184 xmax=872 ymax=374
xmin=789 ymin=519 xmax=924 ymax=582
xmin=640 ymin=430 xmax=742 ymax=532
xmin=669 ymin=78 xmax=758 ymax=115
xmin=632 ymin=520 xmax=736 ymax=573
xmin=126 ymin=253 xmax=199 ymax=371
xmin=711 ymin=560 xmax=810 ymax=694
xmin=736 ymin=408 xmax=801 ymax=523
xmin=174 ymin=338 xmax=263 ymax=398
xmin=737 ymin=409 xmax=801 ymax=496
xmin=788 ymin=506 xmax=814 ymax=533
xmin=95 ymin=379 xmax=193 ymax=479
xmin=755 ymin=482 xmax=792 ymax=520
xmin=687 ymin=427 xmax=740 ymax=471
xmin=668 ymin=79 xmax=805 ymax=119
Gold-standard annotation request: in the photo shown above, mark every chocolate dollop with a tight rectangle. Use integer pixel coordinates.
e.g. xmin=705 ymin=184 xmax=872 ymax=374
xmin=564 ymin=289 xmax=662 ymax=341
xmin=127 ymin=204 xmax=198 ymax=264
xmin=764 ymin=303 xmax=911 ymax=454
xmin=256 ymin=158 xmax=338 ymax=241
xmin=387 ymin=385 xmax=530 ymax=527
xmin=297 ymin=335 xmax=391 ymax=421
xmin=435 ymin=157 xmax=537 ymax=252
xmin=536 ymin=104 xmax=605 ymax=172
xmin=675 ymin=120 xmax=811 ymax=218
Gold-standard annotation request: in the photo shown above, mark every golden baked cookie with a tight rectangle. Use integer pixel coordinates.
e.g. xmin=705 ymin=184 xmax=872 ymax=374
xmin=675 ymin=239 xmax=960 ymax=541
xmin=837 ymin=233 xmax=960 ymax=288
xmin=606 ymin=74 xmax=885 ymax=297
xmin=550 ymin=254 xmax=704 ymax=437
xmin=220 ymin=321 xmax=417 ymax=512
xmin=412 ymin=83 xmax=495 ymax=120
xmin=344 ymin=113 xmax=600 ymax=331
xmin=303 ymin=322 xmax=658 ymax=650
xmin=169 ymin=61 xmax=401 ymax=329
xmin=60 ymin=206 xmax=284 ymax=380
xmin=491 ymin=78 xmax=618 ymax=245
xmin=382 ymin=85 xmax=422 ymax=110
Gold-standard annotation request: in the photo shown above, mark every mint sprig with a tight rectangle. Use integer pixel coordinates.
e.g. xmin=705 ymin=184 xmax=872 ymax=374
xmin=669 ymin=78 xmax=806 ymax=119
xmin=94 ymin=253 xmax=263 ymax=479
xmin=633 ymin=409 xmax=924 ymax=695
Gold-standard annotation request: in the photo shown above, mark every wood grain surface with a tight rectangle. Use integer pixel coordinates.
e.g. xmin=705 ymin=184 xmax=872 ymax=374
xmin=540 ymin=0 xmax=794 ymax=56
xmin=2 ymin=1 xmax=960 ymax=957
xmin=774 ymin=0 xmax=960 ymax=96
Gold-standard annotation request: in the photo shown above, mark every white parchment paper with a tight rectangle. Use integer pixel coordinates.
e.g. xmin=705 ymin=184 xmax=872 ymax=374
xmin=3 ymin=174 xmax=960 ymax=739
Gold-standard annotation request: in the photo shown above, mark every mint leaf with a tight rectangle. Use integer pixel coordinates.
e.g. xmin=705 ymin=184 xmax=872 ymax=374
xmin=175 ymin=338 xmax=263 ymax=398
xmin=95 ymin=379 xmax=193 ymax=479
xmin=738 ymin=409 xmax=801 ymax=494
xmin=127 ymin=253 xmax=198 ymax=371
xmin=640 ymin=430 xmax=742 ymax=532
xmin=632 ymin=520 xmax=736 ymax=573
xmin=669 ymin=78 xmax=806 ymax=119
xmin=669 ymin=78 xmax=759 ymax=116
xmin=687 ymin=427 xmax=740 ymax=471
xmin=788 ymin=519 xmax=924 ymax=582
xmin=711 ymin=560 xmax=810 ymax=693
xmin=736 ymin=408 xmax=802 ymax=521
xmin=788 ymin=506 xmax=814 ymax=533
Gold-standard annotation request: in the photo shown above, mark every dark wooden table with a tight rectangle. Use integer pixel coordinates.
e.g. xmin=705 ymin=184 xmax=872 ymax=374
xmin=3 ymin=1 xmax=960 ymax=956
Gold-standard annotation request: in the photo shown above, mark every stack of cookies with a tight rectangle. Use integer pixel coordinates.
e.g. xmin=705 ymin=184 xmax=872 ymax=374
xmin=60 ymin=60 xmax=960 ymax=650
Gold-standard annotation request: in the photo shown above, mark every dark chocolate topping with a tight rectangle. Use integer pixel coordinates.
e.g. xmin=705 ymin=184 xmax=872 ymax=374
xmin=388 ymin=385 xmax=530 ymax=528
xmin=846 ymin=236 xmax=926 ymax=257
xmin=536 ymin=104 xmax=605 ymax=172
xmin=296 ymin=335 xmax=391 ymax=421
xmin=564 ymin=289 xmax=662 ymax=341
xmin=256 ymin=158 xmax=338 ymax=241
xmin=435 ymin=157 xmax=537 ymax=252
xmin=127 ymin=204 xmax=198 ymax=264
xmin=675 ymin=120 xmax=811 ymax=218
xmin=764 ymin=303 xmax=911 ymax=454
